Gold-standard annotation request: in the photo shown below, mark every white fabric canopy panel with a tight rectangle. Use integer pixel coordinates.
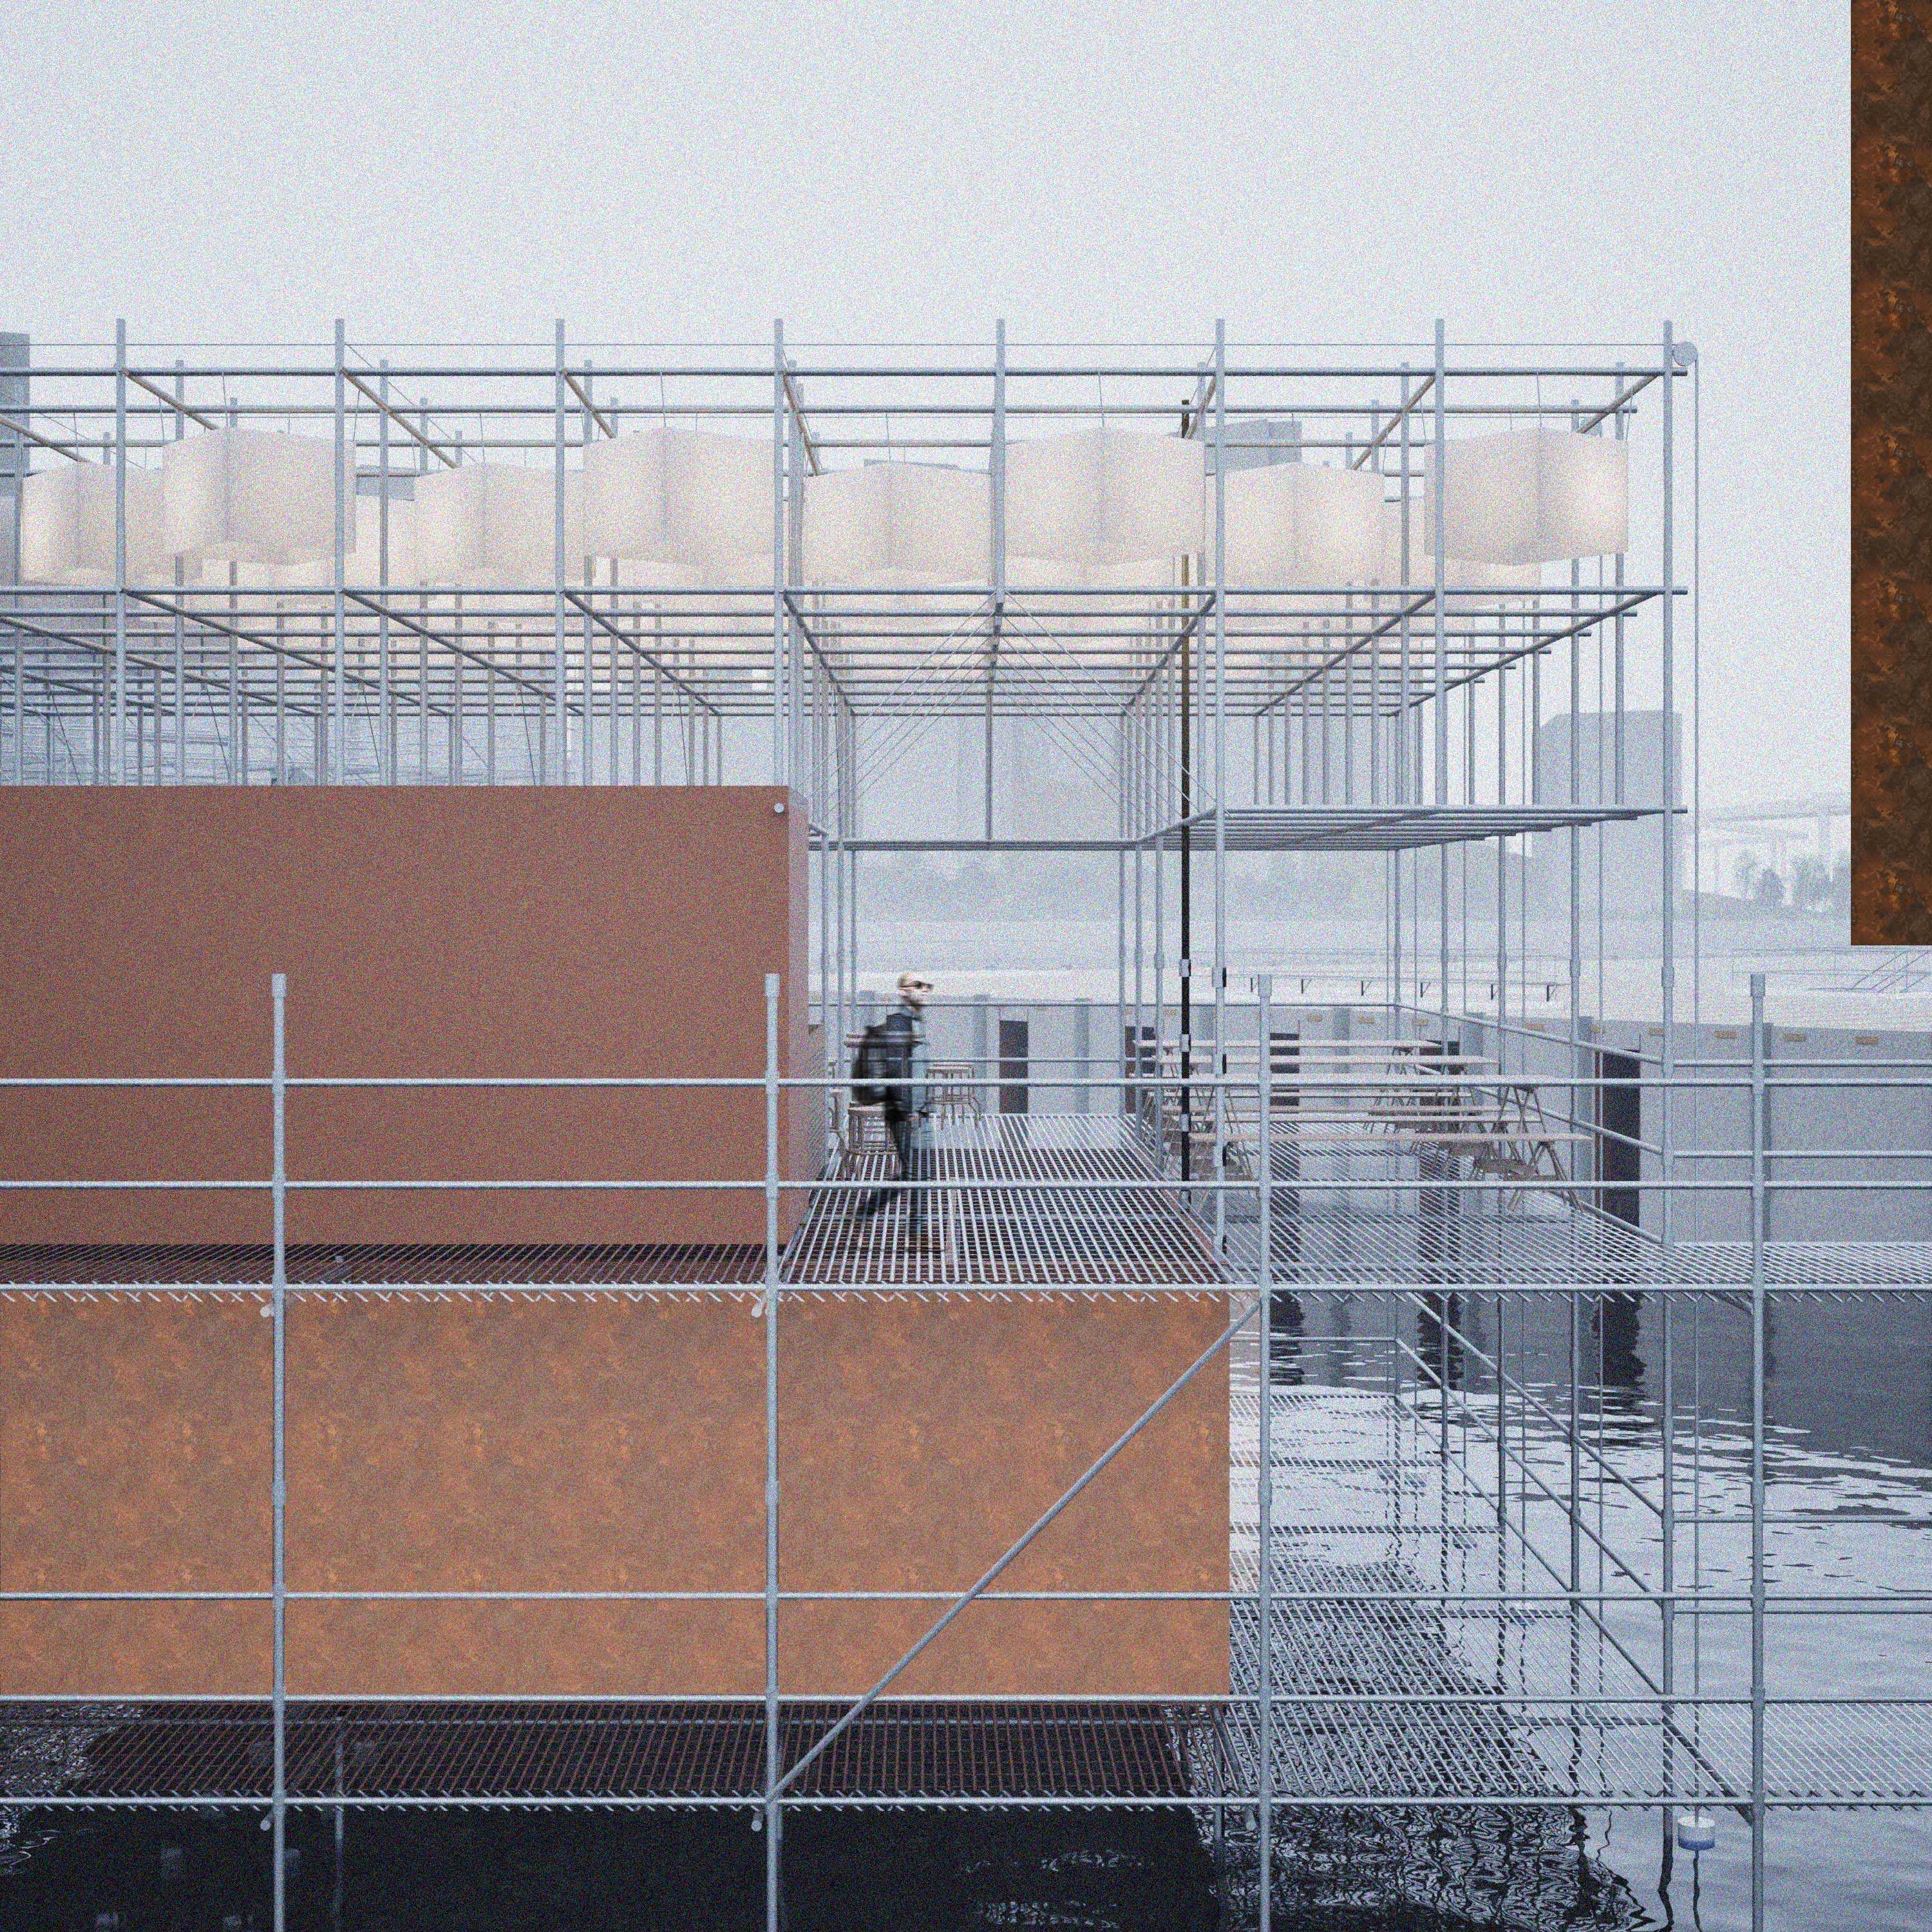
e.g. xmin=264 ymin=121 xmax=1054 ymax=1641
xmin=259 ymin=500 xmax=423 ymax=590
xmin=162 ymin=430 xmax=350 ymax=567
xmin=1375 ymin=502 xmax=1542 ymax=601
xmin=1005 ymin=428 xmax=1205 ymax=567
xmin=1424 ymin=428 xmax=1627 ymax=565
xmin=21 ymin=463 xmax=167 ymax=584
xmin=1221 ymin=462 xmax=1385 ymax=586
xmin=601 ymin=555 xmax=773 ymax=644
xmin=802 ymin=462 xmax=990 ymax=583
xmin=581 ymin=428 xmax=773 ymax=578
xmin=414 ymin=464 xmax=582 ymax=585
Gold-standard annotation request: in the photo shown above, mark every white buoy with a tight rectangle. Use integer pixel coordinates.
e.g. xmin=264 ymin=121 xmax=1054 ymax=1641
xmin=1676 ymin=1807 xmax=1717 ymax=1853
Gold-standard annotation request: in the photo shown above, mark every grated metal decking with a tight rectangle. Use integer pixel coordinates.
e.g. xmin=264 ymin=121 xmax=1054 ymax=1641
xmin=782 ymin=1115 xmax=1224 ymax=1288
xmin=0 ymin=1701 xmax=1195 ymax=1809
xmin=4 ymin=1112 xmax=1926 ymax=1296
xmin=1 ymin=1118 xmax=1927 ymax=1832
xmin=0 ymin=1240 xmax=764 ymax=1292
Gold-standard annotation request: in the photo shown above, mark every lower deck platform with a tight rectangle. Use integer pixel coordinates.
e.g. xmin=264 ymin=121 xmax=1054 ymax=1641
xmin=3 ymin=1112 xmax=1927 ymax=1293
xmin=0 ymin=1119 xmax=1926 ymax=1817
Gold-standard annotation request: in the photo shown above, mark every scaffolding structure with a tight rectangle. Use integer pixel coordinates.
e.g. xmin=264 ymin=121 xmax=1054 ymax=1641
xmin=1 ymin=327 xmax=1929 ymax=1932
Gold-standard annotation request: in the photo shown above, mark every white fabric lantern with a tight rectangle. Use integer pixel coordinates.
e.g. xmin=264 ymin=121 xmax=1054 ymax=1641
xmin=162 ymin=429 xmax=350 ymax=566
xmin=609 ymin=555 xmax=697 ymax=594
xmin=1006 ymin=556 xmax=1180 ymax=587
xmin=1375 ymin=502 xmax=1542 ymax=598
xmin=1423 ymin=428 xmax=1627 ymax=565
xmin=802 ymin=462 xmax=990 ymax=583
xmin=414 ymin=465 xmax=583 ymax=585
xmin=21 ymin=463 xmax=167 ymax=583
xmin=276 ymin=499 xmax=424 ymax=590
xmin=628 ymin=553 xmax=772 ymax=642
xmin=582 ymin=428 xmax=773 ymax=576
xmin=1005 ymin=429 xmax=1204 ymax=567
xmin=1221 ymin=463 xmax=1385 ymax=585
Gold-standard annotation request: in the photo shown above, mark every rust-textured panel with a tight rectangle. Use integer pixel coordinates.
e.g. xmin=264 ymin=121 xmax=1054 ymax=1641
xmin=0 ymin=1294 xmax=272 ymax=1694
xmin=287 ymin=1294 xmax=765 ymax=1696
xmin=775 ymin=1294 xmax=1229 ymax=1696
xmin=1 ymin=1293 xmax=1231 ymax=1698
xmin=0 ymin=786 xmax=812 ymax=1243
xmin=1852 ymin=0 xmax=1932 ymax=940
xmin=0 ymin=1604 xmax=270 ymax=1698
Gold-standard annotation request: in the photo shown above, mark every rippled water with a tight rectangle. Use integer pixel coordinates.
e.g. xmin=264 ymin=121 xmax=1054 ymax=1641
xmin=1244 ymin=1289 xmax=1932 ymax=1931
xmin=5 ymin=1294 xmax=1929 ymax=1929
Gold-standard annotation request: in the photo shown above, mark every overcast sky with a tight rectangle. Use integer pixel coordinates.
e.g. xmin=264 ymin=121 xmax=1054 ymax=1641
xmin=4 ymin=0 xmax=1846 ymax=810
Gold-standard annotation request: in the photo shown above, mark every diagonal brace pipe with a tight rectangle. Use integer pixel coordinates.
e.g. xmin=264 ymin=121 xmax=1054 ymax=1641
xmin=773 ymin=1290 xmax=1263 ymax=1797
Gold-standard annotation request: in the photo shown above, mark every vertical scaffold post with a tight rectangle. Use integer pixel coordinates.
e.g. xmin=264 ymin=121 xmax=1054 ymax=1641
xmin=112 ymin=319 xmax=128 ymax=784
xmin=786 ymin=408 xmax=805 ymax=795
xmin=1255 ymin=972 xmax=1274 ymax=1932
xmin=1748 ymin=971 xmax=1768 ymax=1931
xmin=987 ymin=319 xmax=1006 ymax=843
xmin=773 ymin=323 xmax=788 ymax=792
xmin=1661 ymin=1214 xmax=1678 ymax=1863
xmin=171 ymin=363 xmax=186 ymax=782
xmin=1568 ymin=1291 xmax=1583 ymax=1600
xmin=332 ymin=319 xmax=348 ymax=783
xmin=1660 ymin=321 xmax=1678 ymax=1251
xmin=553 ymin=320 xmax=569 ymax=785
xmin=1211 ymin=322 xmax=1228 ymax=1252
xmin=1431 ymin=321 xmax=1449 ymax=1033
xmin=1659 ymin=1300 xmax=1678 ymax=1831
xmin=270 ymin=972 xmax=289 ymax=1932
xmin=1495 ymin=1287 xmax=1508 ymax=1531
xmin=377 ymin=361 xmax=394 ymax=785
xmin=763 ymin=971 xmax=783 ymax=1932
xmin=1116 ymin=847 xmax=1128 ymax=1106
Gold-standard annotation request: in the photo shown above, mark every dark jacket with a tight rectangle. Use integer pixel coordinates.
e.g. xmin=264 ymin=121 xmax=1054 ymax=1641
xmin=878 ymin=1007 xmax=929 ymax=1121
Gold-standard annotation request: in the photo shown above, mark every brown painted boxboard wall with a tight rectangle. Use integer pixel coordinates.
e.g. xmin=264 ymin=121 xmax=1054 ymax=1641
xmin=0 ymin=786 xmax=813 ymax=1244
xmin=0 ymin=1293 xmax=1231 ymax=1697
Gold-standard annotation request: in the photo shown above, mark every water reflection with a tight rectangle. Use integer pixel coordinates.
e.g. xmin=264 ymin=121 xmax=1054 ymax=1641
xmin=0 ymin=1805 xmax=1223 ymax=1931
xmin=1416 ymin=1291 xmax=1469 ymax=1392
xmin=1593 ymin=1293 xmax=1645 ymax=1411
xmin=1 ymin=1799 xmax=1683 ymax=1930
xmin=1221 ymin=1805 xmax=1654 ymax=1930
xmin=10 ymin=1292 xmax=1932 ymax=1928
xmin=1267 ymin=1289 xmax=1305 ymax=1388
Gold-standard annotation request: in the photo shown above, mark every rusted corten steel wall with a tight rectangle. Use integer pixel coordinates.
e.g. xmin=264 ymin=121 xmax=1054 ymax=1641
xmin=1852 ymin=0 xmax=1932 ymax=942
xmin=0 ymin=785 xmax=815 ymax=1245
xmin=0 ymin=1292 xmax=1231 ymax=1697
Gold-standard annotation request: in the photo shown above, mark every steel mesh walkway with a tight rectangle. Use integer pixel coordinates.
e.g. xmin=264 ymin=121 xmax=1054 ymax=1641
xmin=2 ymin=1113 xmax=1926 ymax=1294
xmin=0 ymin=1701 xmax=1194 ymax=1807
xmin=0 ymin=1240 xmax=764 ymax=1291
xmin=1 ymin=1121 xmax=1927 ymax=1820
xmin=782 ymin=1115 xmax=1224 ymax=1287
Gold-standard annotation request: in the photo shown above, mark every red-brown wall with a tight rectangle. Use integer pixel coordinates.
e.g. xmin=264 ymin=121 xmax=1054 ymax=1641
xmin=0 ymin=1291 xmax=1231 ymax=1698
xmin=0 ymin=786 xmax=814 ymax=1245
xmin=0 ymin=786 xmax=1230 ymax=1698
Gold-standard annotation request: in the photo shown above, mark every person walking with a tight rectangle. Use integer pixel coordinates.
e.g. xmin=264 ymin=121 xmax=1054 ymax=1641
xmin=857 ymin=971 xmax=935 ymax=1235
